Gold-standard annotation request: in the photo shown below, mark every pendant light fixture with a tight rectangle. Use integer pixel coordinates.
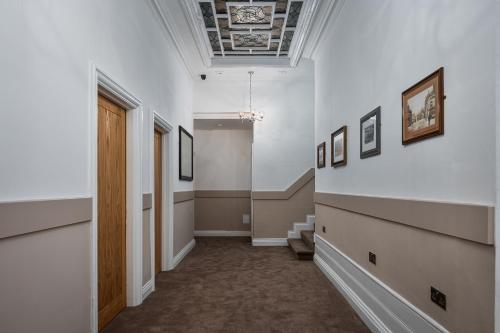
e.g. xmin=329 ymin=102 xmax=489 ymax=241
xmin=239 ymin=71 xmax=264 ymax=123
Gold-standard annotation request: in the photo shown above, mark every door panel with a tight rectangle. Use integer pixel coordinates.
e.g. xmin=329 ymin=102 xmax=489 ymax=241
xmin=98 ymin=95 xmax=126 ymax=331
xmin=154 ymin=129 xmax=162 ymax=275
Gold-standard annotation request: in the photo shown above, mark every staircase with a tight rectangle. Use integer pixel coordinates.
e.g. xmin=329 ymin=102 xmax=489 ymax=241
xmin=287 ymin=215 xmax=315 ymax=260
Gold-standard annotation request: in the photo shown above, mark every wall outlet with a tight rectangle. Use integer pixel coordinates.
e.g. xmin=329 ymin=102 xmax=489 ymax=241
xmin=431 ymin=287 xmax=446 ymax=310
xmin=242 ymin=214 xmax=250 ymax=224
xmin=322 ymin=225 xmax=326 ymax=233
xmin=369 ymin=252 xmax=376 ymax=265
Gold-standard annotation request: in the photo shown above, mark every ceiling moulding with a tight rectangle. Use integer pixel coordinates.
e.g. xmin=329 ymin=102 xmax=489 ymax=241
xmin=150 ymin=0 xmax=197 ymax=77
xmin=181 ymin=0 xmax=214 ymax=67
xmin=211 ymin=56 xmax=290 ymax=68
xmin=184 ymin=0 xmax=214 ymax=67
xmin=288 ymin=0 xmax=320 ymax=67
xmin=301 ymin=0 xmax=345 ymax=59
xmin=194 ymin=112 xmax=242 ymax=119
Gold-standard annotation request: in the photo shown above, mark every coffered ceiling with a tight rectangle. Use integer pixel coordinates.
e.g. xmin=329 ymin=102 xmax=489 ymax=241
xmin=198 ymin=1 xmax=303 ymax=58
xmin=151 ymin=0 xmax=341 ymax=73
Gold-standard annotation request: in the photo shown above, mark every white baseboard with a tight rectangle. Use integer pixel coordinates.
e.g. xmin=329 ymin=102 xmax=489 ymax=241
xmin=194 ymin=230 xmax=251 ymax=237
xmin=252 ymin=238 xmax=288 ymax=246
xmin=314 ymin=234 xmax=448 ymax=333
xmin=142 ymin=279 xmax=153 ymax=300
xmin=170 ymin=238 xmax=196 ymax=270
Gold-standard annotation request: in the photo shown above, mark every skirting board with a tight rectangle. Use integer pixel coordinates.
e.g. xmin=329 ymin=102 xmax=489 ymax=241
xmin=194 ymin=230 xmax=251 ymax=237
xmin=252 ymin=238 xmax=288 ymax=246
xmin=142 ymin=279 xmax=153 ymax=301
xmin=170 ymin=238 xmax=196 ymax=270
xmin=314 ymin=234 xmax=448 ymax=333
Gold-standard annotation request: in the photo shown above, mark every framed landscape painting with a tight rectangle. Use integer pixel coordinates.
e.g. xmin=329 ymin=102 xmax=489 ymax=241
xmin=317 ymin=142 xmax=326 ymax=168
xmin=360 ymin=106 xmax=381 ymax=159
xmin=179 ymin=126 xmax=193 ymax=181
xmin=331 ymin=126 xmax=347 ymax=167
xmin=402 ymin=67 xmax=444 ymax=145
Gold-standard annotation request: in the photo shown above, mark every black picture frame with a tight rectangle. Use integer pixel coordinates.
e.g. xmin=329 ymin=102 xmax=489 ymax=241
xmin=317 ymin=142 xmax=326 ymax=168
xmin=331 ymin=126 xmax=347 ymax=167
xmin=360 ymin=106 xmax=381 ymax=159
xmin=178 ymin=126 xmax=193 ymax=181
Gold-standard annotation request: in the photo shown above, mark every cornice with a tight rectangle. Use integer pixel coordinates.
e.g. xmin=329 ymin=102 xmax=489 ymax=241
xmin=181 ymin=0 xmax=213 ymax=68
xmin=288 ymin=0 xmax=321 ymax=67
xmin=302 ymin=0 xmax=345 ymax=59
xmin=150 ymin=0 xmax=196 ymax=77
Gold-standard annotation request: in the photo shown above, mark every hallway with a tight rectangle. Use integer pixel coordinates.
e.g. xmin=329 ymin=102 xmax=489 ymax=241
xmin=1 ymin=1 xmax=498 ymax=332
xmin=103 ymin=237 xmax=369 ymax=333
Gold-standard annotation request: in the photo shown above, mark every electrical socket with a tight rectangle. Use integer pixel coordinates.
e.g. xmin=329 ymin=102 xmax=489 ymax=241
xmin=369 ymin=252 xmax=376 ymax=265
xmin=242 ymin=214 xmax=250 ymax=224
xmin=431 ymin=287 xmax=446 ymax=310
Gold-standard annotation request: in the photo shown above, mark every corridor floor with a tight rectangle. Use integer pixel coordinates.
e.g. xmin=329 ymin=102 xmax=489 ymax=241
xmin=103 ymin=237 xmax=369 ymax=333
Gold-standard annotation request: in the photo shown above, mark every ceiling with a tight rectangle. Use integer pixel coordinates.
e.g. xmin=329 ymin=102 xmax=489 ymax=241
xmin=152 ymin=0 xmax=341 ymax=73
xmin=198 ymin=0 xmax=303 ymax=58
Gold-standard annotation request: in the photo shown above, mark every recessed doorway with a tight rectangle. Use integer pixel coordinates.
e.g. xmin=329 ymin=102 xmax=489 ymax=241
xmin=154 ymin=129 xmax=163 ymax=275
xmin=97 ymin=95 xmax=127 ymax=331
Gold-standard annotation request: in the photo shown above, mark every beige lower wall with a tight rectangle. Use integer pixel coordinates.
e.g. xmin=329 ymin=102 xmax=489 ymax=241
xmin=173 ymin=199 xmax=194 ymax=255
xmin=195 ymin=195 xmax=251 ymax=232
xmin=0 ymin=222 xmax=91 ymax=333
xmin=316 ymin=203 xmax=494 ymax=333
xmin=253 ymin=179 xmax=314 ymax=238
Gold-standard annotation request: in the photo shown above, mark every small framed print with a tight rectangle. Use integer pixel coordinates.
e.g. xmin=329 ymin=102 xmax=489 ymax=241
xmin=360 ymin=106 xmax=381 ymax=159
xmin=317 ymin=142 xmax=326 ymax=168
xmin=331 ymin=126 xmax=347 ymax=167
xmin=179 ymin=126 xmax=193 ymax=181
xmin=402 ymin=67 xmax=444 ymax=145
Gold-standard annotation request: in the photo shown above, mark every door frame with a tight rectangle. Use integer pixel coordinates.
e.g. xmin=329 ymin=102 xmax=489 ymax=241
xmin=89 ymin=65 xmax=144 ymax=333
xmin=150 ymin=112 xmax=174 ymax=279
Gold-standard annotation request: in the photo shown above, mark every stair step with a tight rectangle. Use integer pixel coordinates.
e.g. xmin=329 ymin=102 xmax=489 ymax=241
xmin=287 ymin=238 xmax=314 ymax=260
xmin=301 ymin=230 xmax=315 ymax=249
xmin=306 ymin=215 xmax=315 ymax=224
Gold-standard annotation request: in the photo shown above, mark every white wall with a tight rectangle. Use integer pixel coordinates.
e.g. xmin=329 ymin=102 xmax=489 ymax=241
xmin=0 ymin=1 xmax=193 ymax=332
xmin=194 ymin=129 xmax=252 ymax=190
xmin=495 ymin=0 xmax=500 ymax=329
xmin=193 ymin=61 xmax=315 ymax=190
xmin=0 ymin=0 xmax=194 ymax=202
xmin=313 ymin=0 xmax=495 ymax=205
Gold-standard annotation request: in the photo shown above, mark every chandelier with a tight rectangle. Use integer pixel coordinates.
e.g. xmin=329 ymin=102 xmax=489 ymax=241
xmin=239 ymin=71 xmax=264 ymax=123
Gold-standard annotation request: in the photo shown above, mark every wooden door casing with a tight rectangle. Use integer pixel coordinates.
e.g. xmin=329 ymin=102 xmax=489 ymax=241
xmin=154 ymin=129 xmax=162 ymax=275
xmin=97 ymin=95 xmax=126 ymax=331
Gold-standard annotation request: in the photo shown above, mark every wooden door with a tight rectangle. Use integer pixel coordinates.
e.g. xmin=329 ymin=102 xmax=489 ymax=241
xmin=98 ymin=95 xmax=126 ymax=331
xmin=154 ymin=129 xmax=162 ymax=275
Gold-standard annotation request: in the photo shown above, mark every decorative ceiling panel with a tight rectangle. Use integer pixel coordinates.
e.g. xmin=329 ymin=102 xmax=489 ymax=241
xmin=229 ymin=5 xmax=274 ymax=28
xmin=232 ymin=32 xmax=271 ymax=49
xmin=286 ymin=1 xmax=302 ymax=27
xmin=199 ymin=2 xmax=216 ymax=28
xmin=207 ymin=31 xmax=221 ymax=51
xmin=198 ymin=0 xmax=304 ymax=58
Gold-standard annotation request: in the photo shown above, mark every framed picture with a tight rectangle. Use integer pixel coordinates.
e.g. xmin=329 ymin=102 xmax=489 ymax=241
xmin=317 ymin=142 xmax=326 ymax=168
xmin=402 ymin=67 xmax=444 ymax=145
xmin=179 ymin=126 xmax=193 ymax=181
xmin=331 ymin=126 xmax=347 ymax=167
xmin=360 ymin=106 xmax=381 ymax=159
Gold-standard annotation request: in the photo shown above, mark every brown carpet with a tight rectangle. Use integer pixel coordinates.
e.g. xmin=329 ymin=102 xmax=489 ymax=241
xmin=102 ymin=237 xmax=370 ymax=333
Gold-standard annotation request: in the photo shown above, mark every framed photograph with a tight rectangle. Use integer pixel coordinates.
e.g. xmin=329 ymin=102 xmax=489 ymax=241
xmin=402 ymin=67 xmax=444 ymax=145
xmin=179 ymin=126 xmax=193 ymax=181
xmin=317 ymin=142 xmax=326 ymax=168
xmin=360 ymin=106 xmax=381 ymax=159
xmin=331 ymin=126 xmax=347 ymax=167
